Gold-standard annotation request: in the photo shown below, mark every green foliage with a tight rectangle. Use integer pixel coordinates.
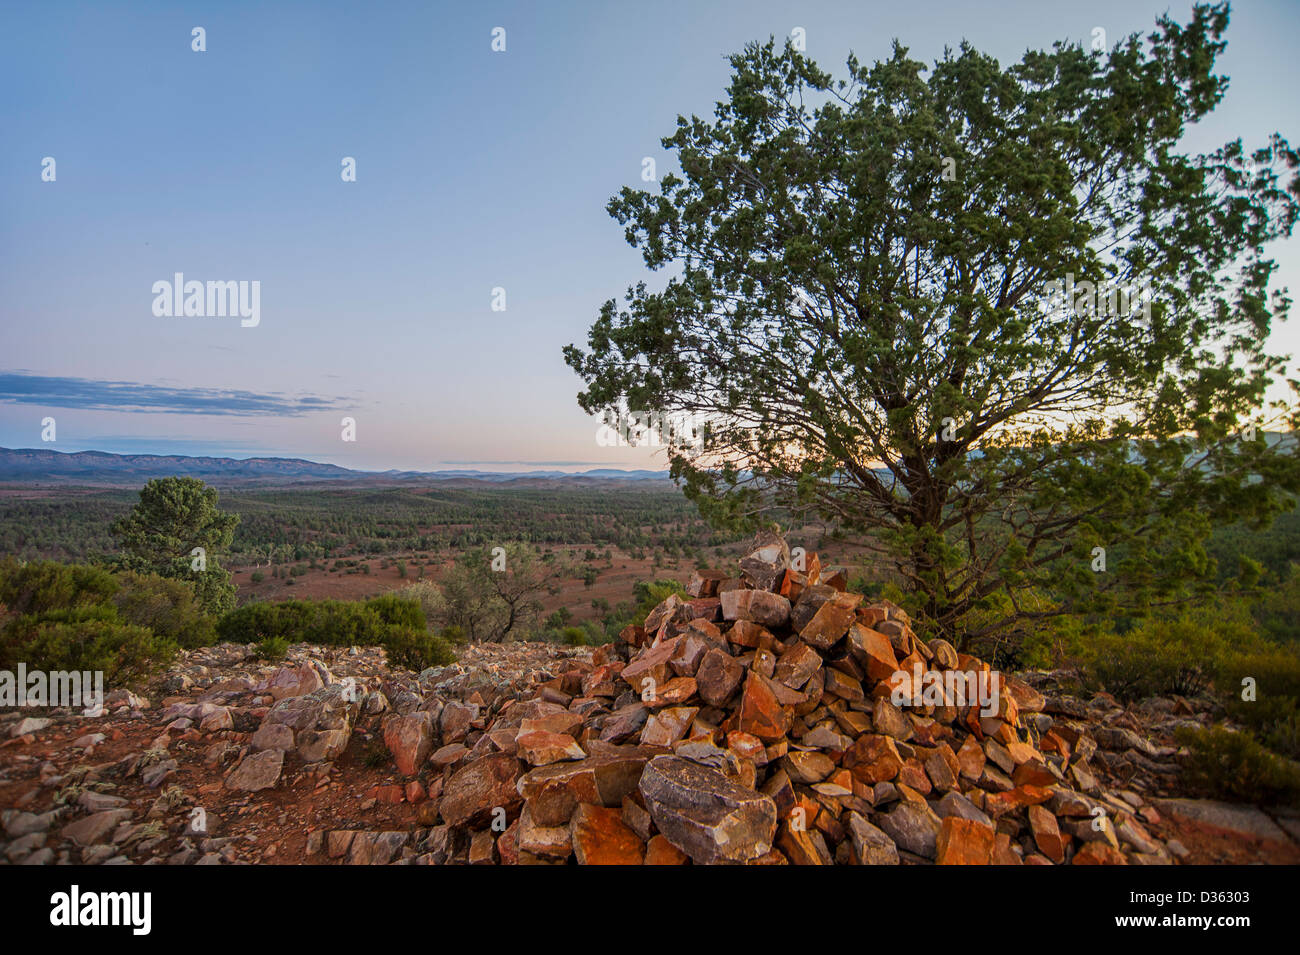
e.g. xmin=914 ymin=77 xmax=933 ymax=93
xmin=1217 ymin=646 xmax=1300 ymax=760
xmin=559 ymin=626 xmax=590 ymax=646
xmin=110 ymin=570 xmax=215 ymax=649
xmin=565 ymin=6 xmax=1300 ymax=644
xmin=111 ymin=477 xmax=240 ymax=615
xmin=0 ymin=558 xmax=119 ymax=616
xmin=0 ymin=559 xmax=217 ymax=686
xmin=215 ymin=595 xmax=453 ymax=670
xmin=1083 ymin=612 xmax=1245 ymax=701
xmin=1 ymin=605 xmax=175 ymax=686
xmin=254 ymin=636 xmax=290 ymax=661
xmin=1175 ymin=725 xmax=1300 ymax=807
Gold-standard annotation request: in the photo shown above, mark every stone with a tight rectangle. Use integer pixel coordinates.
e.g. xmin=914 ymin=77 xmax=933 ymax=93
xmin=570 ymin=803 xmax=645 ymax=865
xmin=62 ymin=809 xmax=132 ymax=847
xmin=440 ymin=753 xmax=523 ymax=827
xmin=844 ymin=734 xmax=903 ymax=784
xmin=383 ymin=711 xmax=434 ymax=776
xmin=639 ymin=755 xmax=777 ymax=865
xmin=845 ymin=812 xmax=900 ymax=865
xmin=799 ymin=591 xmax=861 ymax=650
xmin=518 ymin=806 xmax=572 ymax=860
xmin=847 ymin=623 xmax=900 ymax=683
xmin=640 ymin=706 xmax=699 ymax=747
xmin=738 ymin=672 xmax=790 ymax=741
xmin=877 ymin=800 xmax=941 ymax=859
xmin=935 ymin=816 xmax=997 ymax=864
xmin=696 ymin=649 xmax=745 ymax=707
xmin=250 ymin=722 xmax=294 ymax=752
xmin=720 ymin=588 xmax=792 ymax=628
xmin=517 ymin=752 xmax=652 ymax=827
xmin=226 ymin=749 xmax=284 ymax=791
xmin=516 ymin=730 xmax=586 ymax=766
xmin=1028 ymin=804 xmax=1066 ymax=863
xmin=644 ymin=834 xmax=689 ymax=865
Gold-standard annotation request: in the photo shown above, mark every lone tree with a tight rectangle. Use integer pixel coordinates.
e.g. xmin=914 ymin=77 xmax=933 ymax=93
xmin=111 ymin=477 xmax=240 ymax=615
xmin=565 ymin=4 xmax=1300 ymax=647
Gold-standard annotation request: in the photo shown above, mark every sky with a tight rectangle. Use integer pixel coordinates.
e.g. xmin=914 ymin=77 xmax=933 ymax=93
xmin=1 ymin=0 xmax=1297 ymax=472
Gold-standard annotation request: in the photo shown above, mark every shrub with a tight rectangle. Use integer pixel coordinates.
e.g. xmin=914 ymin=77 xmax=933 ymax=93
xmin=1175 ymin=725 xmax=1300 ymax=807
xmin=1084 ymin=614 xmax=1239 ymax=702
xmin=215 ymin=596 xmax=452 ymax=670
xmin=0 ymin=559 xmax=118 ymax=616
xmin=254 ymin=636 xmax=290 ymax=661
xmin=111 ymin=570 xmax=215 ymax=649
xmin=1216 ymin=646 xmax=1300 ymax=760
xmin=2 ymin=606 xmax=176 ymax=685
xmin=558 ymin=626 xmax=590 ymax=646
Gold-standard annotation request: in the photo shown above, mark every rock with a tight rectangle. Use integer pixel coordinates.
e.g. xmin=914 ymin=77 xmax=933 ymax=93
xmin=644 ymin=834 xmax=690 ymax=865
xmin=639 ymin=755 xmax=777 ymax=864
xmin=570 ymin=803 xmax=645 ymax=865
xmin=516 ymin=730 xmax=586 ymax=766
xmin=935 ymin=816 xmax=997 ymax=864
xmin=250 ymin=722 xmax=295 ymax=752
xmin=1153 ymin=798 xmax=1291 ymax=843
xmin=10 ymin=717 xmax=51 ymax=738
xmin=695 ymin=649 xmax=745 ymax=707
xmin=226 ymin=749 xmax=284 ymax=791
xmin=383 ymin=711 xmax=434 ymax=776
xmin=62 ymin=809 xmax=132 ymax=847
xmin=439 ymin=753 xmax=523 ymax=828
xmin=720 ymin=589 xmax=792 ymax=628
xmin=1028 ymin=804 xmax=1066 ymax=863
xmin=846 ymin=812 xmax=900 ymax=865
xmin=737 ymin=673 xmax=790 ymax=741
xmin=877 ymin=800 xmax=941 ymax=859
xmin=517 ymin=753 xmax=652 ymax=827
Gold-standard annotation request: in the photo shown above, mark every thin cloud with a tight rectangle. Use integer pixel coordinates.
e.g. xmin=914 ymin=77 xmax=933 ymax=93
xmin=0 ymin=372 xmax=347 ymax=417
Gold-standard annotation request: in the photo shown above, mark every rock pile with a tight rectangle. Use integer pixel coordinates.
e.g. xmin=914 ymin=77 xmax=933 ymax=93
xmin=425 ymin=532 xmax=1182 ymax=864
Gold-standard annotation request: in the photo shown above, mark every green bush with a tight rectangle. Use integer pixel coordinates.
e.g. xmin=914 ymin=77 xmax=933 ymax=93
xmin=1 ymin=605 xmax=176 ymax=685
xmin=111 ymin=570 xmax=215 ymax=649
xmin=1175 ymin=725 xmax=1300 ymax=807
xmin=254 ymin=636 xmax=291 ymax=661
xmin=1216 ymin=646 xmax=1300 ymax=760
xmin=558 ymin=626 xmax=590 ymax=646
xmin=1084 ymin=614 xmax=1241 ymax=702
xmin=215 ymin=595 xmax=453 ymax=670
xmin=0 ymin=558 xmax=119 ymax=616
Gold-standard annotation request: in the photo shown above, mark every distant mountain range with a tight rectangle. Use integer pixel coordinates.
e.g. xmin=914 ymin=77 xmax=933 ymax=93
xmin=0 ymin=448 xmax=671 ymax=487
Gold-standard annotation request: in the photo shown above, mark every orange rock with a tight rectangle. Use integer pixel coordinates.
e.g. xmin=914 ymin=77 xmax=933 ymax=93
xmin=1028 ymin=804 xmax=1066 ymax=863
xmin=844 ymin=734 xmax=903 ymax=784
xmin=984 ymin=784 xmax=1053 ymax=816
xmin=569 ymin=803 xmax=645 ymax=865
xmin=847 ymin=624 xmax=900 ymax=683
xmin=1073 ymin=842 xmax=1129 ymax=865
xmin=405 ymin=780 xmax=426 ymax=804
xmin=935 ymin=816 xmax=997 ymax=865
xmin=644 ymin=834 xmax=689 ymax=865
xmin=737 ymin=672 xmax=790 ymax=742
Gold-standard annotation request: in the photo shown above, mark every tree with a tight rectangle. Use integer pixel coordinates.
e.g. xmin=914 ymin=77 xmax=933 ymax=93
xmin=111 ymin=477 xmax=240 ymax=615
xmin=565 ymin=4 xmax=1300 ymax=646
xmin=422 ymin=543 xmax=573 ymax=642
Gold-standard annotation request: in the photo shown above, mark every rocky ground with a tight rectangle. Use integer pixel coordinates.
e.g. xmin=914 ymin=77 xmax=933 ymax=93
xmin=2 ymin=539 xmax=1298 ymax=865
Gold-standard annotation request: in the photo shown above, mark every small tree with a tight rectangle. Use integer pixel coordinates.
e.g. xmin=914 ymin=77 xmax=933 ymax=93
xmin=111 ymin=477 xmax=240 ymax=615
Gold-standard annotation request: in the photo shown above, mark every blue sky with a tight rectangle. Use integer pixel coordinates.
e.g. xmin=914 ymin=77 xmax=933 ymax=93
xmin=2 ymin=0 xmax=1297 ymax=471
